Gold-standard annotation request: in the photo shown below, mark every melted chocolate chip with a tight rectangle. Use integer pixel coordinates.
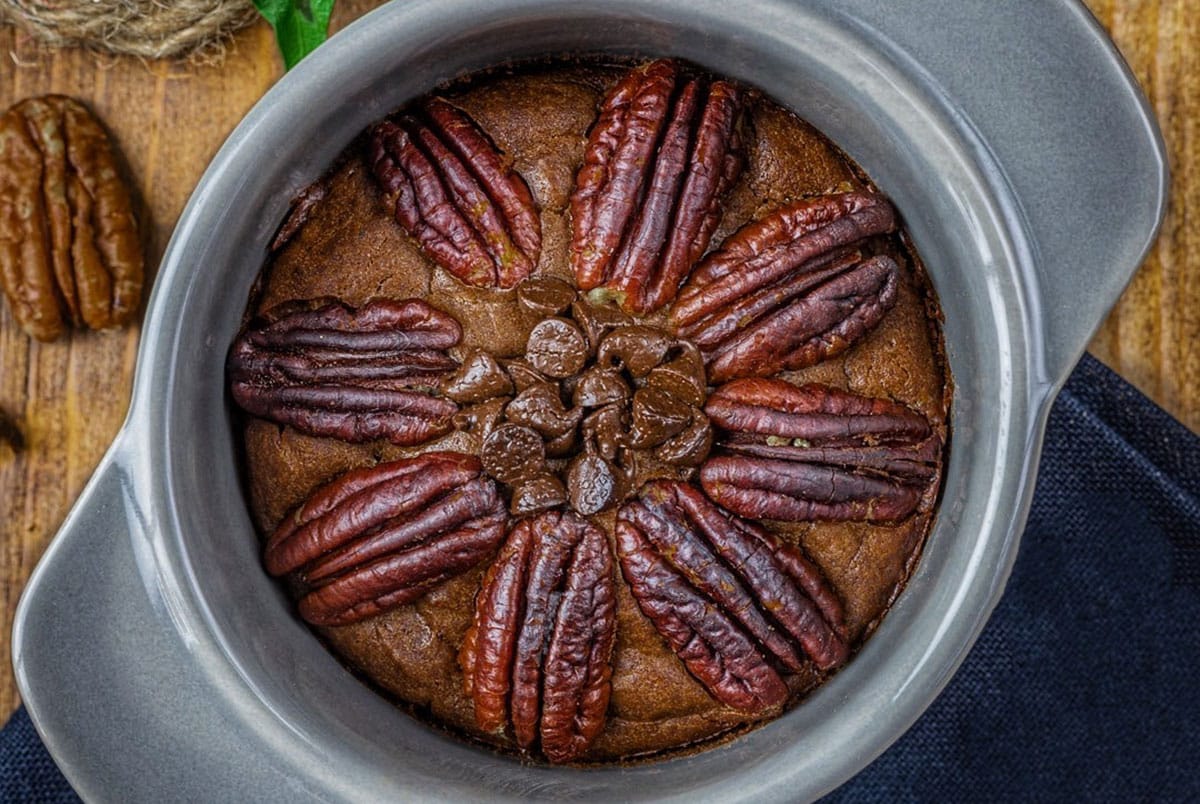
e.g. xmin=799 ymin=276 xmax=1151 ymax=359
xmin=471 ymin=291 xmax=714 ymax=512
xmin=573 ymin=367 xmax=631 ymax=408
xmin=441 ymin=351 xmax=514 ymax=403
xmin=571 ymin=299 xmax=631 ymax=354
xmin=596 ymin=326 xmax=673 ymax=377
xmin=647 ymin=341 xmax=707 ymax=407
xmin=503 ymin=359 xmax=549 ymax=392
xmin=453 ymin=396 xmax=510 ymax=441
xmin=509 ymin=472 xmax=568 ymax=515
xmin=630 ymin=387 xmax=692 ymax=448
xmin=526 ymin=318 xmax=589 ymax=378
xmin=482 ymin=424 xmax=547 ymax=484
xmin=507 ymin=382 xmax=582 ymax=438
xmin=544 ymin=426 xmax=578 ymax=458
xmin=654 ymin=414 xmax=713 ymax=467
xmin=517 ymin=277 xmax=577 ymax=318
xmin=567 ymin=452 xmax=619 ymax=515
xmin=582 ymin=405 xmax=626 ymax=461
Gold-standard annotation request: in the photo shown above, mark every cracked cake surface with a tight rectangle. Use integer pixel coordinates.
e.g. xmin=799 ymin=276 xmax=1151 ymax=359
xmin=231 ymin=58 xmax=950 ymax=764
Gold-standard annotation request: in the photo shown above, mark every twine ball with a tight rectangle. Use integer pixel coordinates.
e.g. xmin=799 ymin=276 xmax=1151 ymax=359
xmin=0 ymin=0 xmax=260 ymax=61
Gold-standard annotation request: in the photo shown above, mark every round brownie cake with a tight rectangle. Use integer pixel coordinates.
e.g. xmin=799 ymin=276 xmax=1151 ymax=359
xmin=229 ymin=58 xmax=950 ymax=764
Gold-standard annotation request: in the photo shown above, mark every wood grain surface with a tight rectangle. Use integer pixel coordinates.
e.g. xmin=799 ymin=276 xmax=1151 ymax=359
xmin=0 ymin=0 xmax=1194 ymax=722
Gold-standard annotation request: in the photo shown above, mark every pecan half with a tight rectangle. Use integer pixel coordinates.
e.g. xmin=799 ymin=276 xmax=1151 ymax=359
xmin=671 ymin=193 xmax=899 ymax=382
xmin=0 ymin=95 xmax=143 ymax=341
xmin=570 ymin=59 xmax=742 ymax=314
xmin=270 ymin=178 xmax=329 ymax=252
xmin=616 ymin=481 xmax=847 ymax=712
xmin=702 ymin=378 xmax=940 ymax=522
xmin=461 ymin=510 xmax=617 ymax=763
xmin=369 ymin=97 xmax=541 ymax=289
xmin=229 ymin=298 xmax=461 ymax=446
xmin=265 ymin=452 xmax=508 ymax=626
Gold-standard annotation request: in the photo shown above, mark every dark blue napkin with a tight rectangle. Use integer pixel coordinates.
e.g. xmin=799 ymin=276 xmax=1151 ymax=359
xmin=3 ymin=354 xmax=1197 ymax=802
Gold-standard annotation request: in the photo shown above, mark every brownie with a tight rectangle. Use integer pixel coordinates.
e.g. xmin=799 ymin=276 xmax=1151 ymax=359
xmin=234 ymin=59 xmax=949 ymax=763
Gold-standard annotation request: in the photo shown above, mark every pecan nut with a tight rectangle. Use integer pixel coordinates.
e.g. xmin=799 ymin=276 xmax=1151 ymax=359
xmin=270 ymin=177 xmax=329 ymax=252
xmin=265 ymin=452 xmax=507 ymax=626
xmin=460 ymin=510 xmax=617 ymax=763
xmin=369 ymin=97 xmax=542 ymax=289
xmin=229 ymin=298 xmax=461 ymax=446
xmin=570 ymin=59 xmax=742 ymax=314
xmin=616 ymin=480 xmax=847 ymax=712
xmin=702 ymin=378 xmax=941 ymax=522
xmin=671 ymin=192 xmax=900 ymax=382
xmin=0 ymin=95 xmax=143 ymax=341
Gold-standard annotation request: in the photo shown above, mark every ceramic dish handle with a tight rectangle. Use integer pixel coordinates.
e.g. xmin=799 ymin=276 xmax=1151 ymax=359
xmin=999 ymin=58 xmax=1168 ymax=386
xmin=11 ymin=446 xmax=293 ymax=800
xmin=857 ymin=0 xmax=1169 ymax=384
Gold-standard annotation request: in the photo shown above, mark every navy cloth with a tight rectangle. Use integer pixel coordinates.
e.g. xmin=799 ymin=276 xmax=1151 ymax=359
xmin=3 ymin=355 xmax=1197 ymax=802
xmin=0 ymin=707 xmax=78 ymax=803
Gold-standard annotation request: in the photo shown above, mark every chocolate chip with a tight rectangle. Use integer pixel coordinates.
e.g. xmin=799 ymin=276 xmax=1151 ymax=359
xmin=582 ymin=405 xmax=626 ymax=461
xmin=440 ymin=351 xmax=514 ymax=403
xmin=629 ymin=387 xmax=692 ymax=448
xmin=517 ymin=277 xmax=577 ymax=318
xmin=502 ymin=359 xmax=549 ymax=392
xmin=526 ymin=317 xmax=588 ymax=378
xmin=570 ymin=299 xmax=631 ymax=354
xmin=506 ymin=382 xmax=581 ymax=438
xmin=482 ymin=424 xmax=546 ymax=484
xmin=654 ymin=414 xmax=713 ymax=467
xmin=572 ymin=367 xmax=630 ymax=408
xmin=646 ymin=341 xmax=707 ymax=407
xmin=567 ymin=452 xmax=618 ymax=515
xmin=453 ymin=396 xmax=510 ymax=441
xmin=596 ymin=326 xmax=673 ymax=377
xmin=509 ymin=472 xmax=568 ymax=515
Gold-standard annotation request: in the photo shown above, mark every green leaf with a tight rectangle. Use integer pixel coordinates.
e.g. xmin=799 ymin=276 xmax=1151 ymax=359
xmin=253 ymin=0 xmax=335 ymax=70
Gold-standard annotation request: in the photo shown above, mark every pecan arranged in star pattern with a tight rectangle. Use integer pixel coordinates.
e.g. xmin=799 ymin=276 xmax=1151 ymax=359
xmin=0 ymin=95 xmax=143 ymax=341
xmin=461 ymin=510 xmax=617 ymax=763
xmin=616 ymin=481 xmax=847 ymax=712
xmin=236 ymin=59 xmax=952 ymax=765
xmin=369 ymin=97 xmax=542 ymax=289
xmin=229 ymin=298 xmax=461 ymax=446
xmin=570 ymin=59 xmax=742 ymax=314
xmin=672 ymin=192 xmax=900 ymax=382
xmin=702 ymin=379 xmax=941 ymax=522
xmin=265 ymin=452 xmax=507 ymax=626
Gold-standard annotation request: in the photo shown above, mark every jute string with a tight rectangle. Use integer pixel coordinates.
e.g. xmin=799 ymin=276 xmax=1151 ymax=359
xmin=0 ymin=0 xmax=259 ymax=61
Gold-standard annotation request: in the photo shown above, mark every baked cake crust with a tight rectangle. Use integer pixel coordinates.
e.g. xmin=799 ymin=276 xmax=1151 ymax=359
xmin=234 ymin=60 xmax=949 ymax=763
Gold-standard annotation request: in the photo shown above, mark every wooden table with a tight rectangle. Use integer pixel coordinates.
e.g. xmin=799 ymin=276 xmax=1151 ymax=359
xmin=0 ymin=0 xmax=1194 ymax=721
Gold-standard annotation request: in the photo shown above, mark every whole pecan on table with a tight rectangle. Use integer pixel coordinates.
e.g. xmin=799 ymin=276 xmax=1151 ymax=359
xmin=616 ymin=480 xmax=847 ymax=713
xmin=369 ymin=97 xmax=542 ymax=289
xmin=0 ymin=95 xmax=144 ymax=341
xmin=671 ymin=192 xmax=900 ymax=383
xmin=228 ymin=298 xmax=462 ymax=446
xmin=701 ymin=378 xmax=941 ymax=522
xmin=461 ymin=509 xmax=617 ymax=763
xmin=570 ymin=58 xmax=743 ymax=314
xmin=265 ymin=452 xmax=508 ymax=626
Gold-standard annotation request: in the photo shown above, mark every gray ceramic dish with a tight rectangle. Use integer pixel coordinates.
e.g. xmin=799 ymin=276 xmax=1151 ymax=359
xmin=12 ymin=1 xmax=1166 ymax=801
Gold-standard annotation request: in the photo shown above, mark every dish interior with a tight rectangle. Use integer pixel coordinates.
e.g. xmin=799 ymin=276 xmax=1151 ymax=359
xmin=141 ymin=5 xmax=1035 ymax=799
